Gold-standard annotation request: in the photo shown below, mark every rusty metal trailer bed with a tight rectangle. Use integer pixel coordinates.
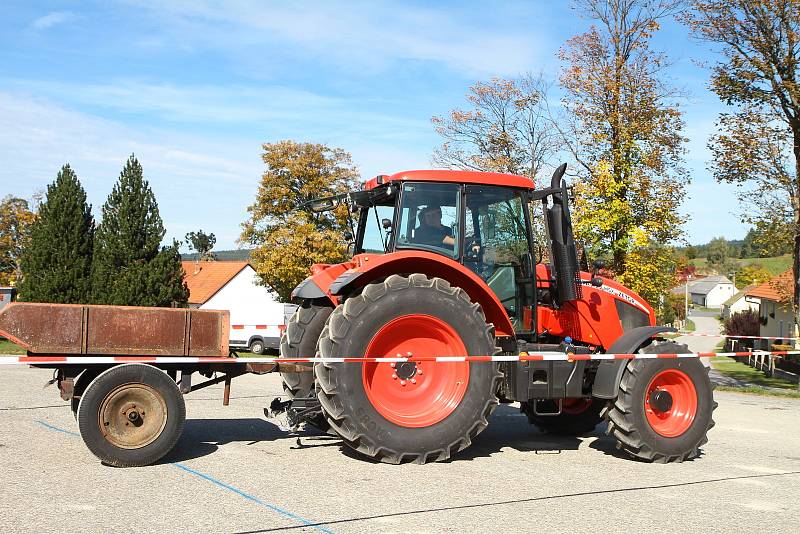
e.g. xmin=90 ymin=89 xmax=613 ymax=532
xmin=0 ymin=302 xmax=310 ymax=467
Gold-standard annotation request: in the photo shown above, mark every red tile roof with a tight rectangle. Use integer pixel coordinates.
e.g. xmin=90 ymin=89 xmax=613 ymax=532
xmin=182 ymin=261 xmax=250 ymax=305
xmin=746 ymin=270 xmax=794 ymax=302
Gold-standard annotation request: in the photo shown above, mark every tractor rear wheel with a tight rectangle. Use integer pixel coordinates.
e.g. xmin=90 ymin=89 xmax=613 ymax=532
xmin=279 ymin=300 xmax=333 ymax=430
xmin=522 ymin=398 xmax=604 ymax=435
xmin=315 ymin=274 xmax=502 ymax=464
xmin=603 ymin=342 xmax=716 ymax=463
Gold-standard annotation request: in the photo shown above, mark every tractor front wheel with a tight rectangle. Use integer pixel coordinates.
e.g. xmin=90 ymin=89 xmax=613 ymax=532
xmin=315 ymin=274 xmax=502 ymax=464
xmin=603 ymin=342 xmax=716 ymax=463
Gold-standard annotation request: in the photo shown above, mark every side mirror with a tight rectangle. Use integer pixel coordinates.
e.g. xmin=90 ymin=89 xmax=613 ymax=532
xmin=381 ymin=218 xmax=392 ymax=231
xmin=343 ymin=231 xmax=354 ymax=241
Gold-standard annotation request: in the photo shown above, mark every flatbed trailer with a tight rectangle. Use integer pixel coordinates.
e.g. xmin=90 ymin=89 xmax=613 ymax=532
xmin=0 ymin=302 xmax=312 ymax=467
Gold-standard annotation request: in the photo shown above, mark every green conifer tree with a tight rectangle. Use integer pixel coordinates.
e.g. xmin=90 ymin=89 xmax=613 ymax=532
xmin=18 ymin=164 xmax=94 ymax=303
xmin=92 ymin=155 xmax=188 ymax=306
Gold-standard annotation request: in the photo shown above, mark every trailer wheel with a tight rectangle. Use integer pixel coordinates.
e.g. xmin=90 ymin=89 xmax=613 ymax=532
xmin=77 ymin=364 xmax=186 ymax=467
xmin=315 ymin=274 xmax=502 ymax=464
xmin=71 ymin=368 xmax=104 ymax=420
xmin=522 ymin=398 xmax=605 ymax=435
xmin=603 ymin=342 xmax=716 ymax=463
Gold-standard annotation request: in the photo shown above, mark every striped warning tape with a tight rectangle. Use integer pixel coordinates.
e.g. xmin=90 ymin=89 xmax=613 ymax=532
xmin=0 ymin=350 xmax=798 ymax=366
xmin=675 ymin=332 xmax=798 ymax=341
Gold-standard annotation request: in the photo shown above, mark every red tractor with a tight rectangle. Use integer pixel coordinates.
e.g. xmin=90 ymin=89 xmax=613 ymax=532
xmin=277 ymin=164 xmax=715 ymax=464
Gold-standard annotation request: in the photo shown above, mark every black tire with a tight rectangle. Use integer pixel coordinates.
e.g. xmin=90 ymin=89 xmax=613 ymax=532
xmin=315 ymin=274 xmax=502 ymax=464
xmin=71 ymin=368 xmax=104 ymax=420
xmin=279 ymin=300 xmax=333 ymax=398
xmin=77 ymin=364 xmax=186 ymax=467
xmin=249 ymin=338 xmax=265 ymax=355
xmin=603 ymin=342 xmax=716 ymax=463
xmin=522 ymin=398 xmax=605 ymax=435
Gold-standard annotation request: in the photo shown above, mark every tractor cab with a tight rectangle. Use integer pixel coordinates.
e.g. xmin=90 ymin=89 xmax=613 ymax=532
xmin=348 ymin=166 xmax=580 ymax=334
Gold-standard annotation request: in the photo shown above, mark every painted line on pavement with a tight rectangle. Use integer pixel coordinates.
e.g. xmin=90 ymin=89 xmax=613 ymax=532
xmin=172 ymin=463 xmax=334 ymax=534
xmin=33 ymin=419 xmax=333 ymax=533
xmin=36 ymin=419 xmax=80 ymax=437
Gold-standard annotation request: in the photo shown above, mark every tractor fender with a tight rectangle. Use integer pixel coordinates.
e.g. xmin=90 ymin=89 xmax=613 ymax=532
xmin=292 ymin=276 xmax=327 ymax=299
xmin=328 ymin=252 xmax=515 ymax=337
xmin=591 ymin=325 xmax=677 ymax=399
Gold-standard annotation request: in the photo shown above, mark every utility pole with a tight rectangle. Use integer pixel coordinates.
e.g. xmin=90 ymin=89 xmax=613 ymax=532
xmin=684 ymin=274 xmax=691 ymax=329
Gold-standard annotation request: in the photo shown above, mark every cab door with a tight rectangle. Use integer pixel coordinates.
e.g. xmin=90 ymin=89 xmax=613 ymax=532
xmin=463 ymin=185 xmax=535 ymax=333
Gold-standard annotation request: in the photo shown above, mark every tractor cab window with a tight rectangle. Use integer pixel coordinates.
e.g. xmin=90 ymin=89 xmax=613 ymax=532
xmin=360 ymin=204 xmax=395 ymax=253
xmin=396 ymin=183 xmax=460 ymax=258
xmin=464 ymin=185 xmax=532 ymax=322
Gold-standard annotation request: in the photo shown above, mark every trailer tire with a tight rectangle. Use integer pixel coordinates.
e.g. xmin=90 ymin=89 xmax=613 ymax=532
xmin=71 ymin=368 xmax=104 ymax=420
xmin=315 ymin=274 xmax=502 ymax=464
xmin=77 ymin=364 xmax=186 ymax=467
xmin=603 ymin=342 xmax=716 ymax=463
xmin=522 ymin=398 xmax=605 ymax=435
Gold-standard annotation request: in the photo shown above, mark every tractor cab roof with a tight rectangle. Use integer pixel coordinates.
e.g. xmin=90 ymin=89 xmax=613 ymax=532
xmin=363 ymin=170 xmax=535 ymax=191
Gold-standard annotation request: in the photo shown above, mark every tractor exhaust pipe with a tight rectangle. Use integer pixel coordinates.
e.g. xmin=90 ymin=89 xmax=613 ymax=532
xmin=546 ymin=163 xmax=582 ymax=304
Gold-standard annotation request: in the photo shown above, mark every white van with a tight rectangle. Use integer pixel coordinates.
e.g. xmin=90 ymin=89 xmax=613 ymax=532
xmin=228 ymin=303 xmax=298 ymax=354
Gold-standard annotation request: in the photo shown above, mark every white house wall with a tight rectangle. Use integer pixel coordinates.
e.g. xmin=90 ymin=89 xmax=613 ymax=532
xmin=705 ymin=283 xmax=737 ymax=307
xmin=723 ymin=296 xmax=760 ymax=319
xmin=201 ymin=266 xmax=283 ymax=325
xmin=758 ymin=298 xmax=796 ymax=347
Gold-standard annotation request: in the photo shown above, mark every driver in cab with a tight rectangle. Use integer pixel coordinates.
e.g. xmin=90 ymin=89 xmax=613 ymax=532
xmin=414 ymin=205 xmax=455 ymax=249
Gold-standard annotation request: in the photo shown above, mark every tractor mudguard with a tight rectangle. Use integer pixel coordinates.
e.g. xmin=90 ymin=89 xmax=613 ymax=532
xmin=326 ymin=252 xmax=515 ymax=337
xmin=291 ymin=276 xmax=327 ymax=300
xmin=591 ymin=325 xmax=677 ymax=399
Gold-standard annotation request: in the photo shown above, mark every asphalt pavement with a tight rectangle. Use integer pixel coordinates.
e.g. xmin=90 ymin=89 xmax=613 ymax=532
xmin=1 ymin=366 xmax=799 ymax=533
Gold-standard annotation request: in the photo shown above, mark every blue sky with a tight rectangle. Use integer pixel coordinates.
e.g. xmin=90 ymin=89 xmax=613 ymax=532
xmin=0 ymin=1 xmax=745 ymax=249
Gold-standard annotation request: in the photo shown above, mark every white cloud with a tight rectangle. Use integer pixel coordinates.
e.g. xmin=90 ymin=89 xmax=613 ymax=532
xmin=0 ymin=92 xmax=260 ymax=248
xmin=0 ymin=91 xmax=440 ymax=248
xmin=31 ymin=11 xmax=78 ymax=30
xmin=124 ymin=0 xmax=549 ymax=76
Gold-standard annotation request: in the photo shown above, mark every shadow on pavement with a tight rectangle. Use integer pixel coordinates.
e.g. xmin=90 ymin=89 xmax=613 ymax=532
xmin=164 ymin=404 xmax=623 ymax=465
xmin=162 ymin=417 xmax=330 ymax=463
xmin=337 ymin=404 xmax=618 ymax=464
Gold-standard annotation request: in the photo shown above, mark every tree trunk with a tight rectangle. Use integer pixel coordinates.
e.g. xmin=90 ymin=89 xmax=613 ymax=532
xmin=793 ymin=131 xmax=800 ymax=338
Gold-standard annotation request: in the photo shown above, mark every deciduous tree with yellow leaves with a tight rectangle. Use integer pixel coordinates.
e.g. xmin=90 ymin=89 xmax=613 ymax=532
xmin=0 ymin=195 xmax=37 ymax=286
xmin=558 ymin=0 xmax=687 ymax=308
xmin=240 ymin=141 xmax=360 ymax=301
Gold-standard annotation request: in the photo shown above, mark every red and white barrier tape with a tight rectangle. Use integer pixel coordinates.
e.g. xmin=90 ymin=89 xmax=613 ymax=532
xmin=231 ymin=324 xmax=285 ymax=333
xmin=0 ymin=350 xmax=798 ymax=366
xmin=675 ymin=331 xmax=798 ymax=341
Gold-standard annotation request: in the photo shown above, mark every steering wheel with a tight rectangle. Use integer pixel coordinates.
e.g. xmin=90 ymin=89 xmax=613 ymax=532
xmin=463 ymin=240 xmax=482 ymax=262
